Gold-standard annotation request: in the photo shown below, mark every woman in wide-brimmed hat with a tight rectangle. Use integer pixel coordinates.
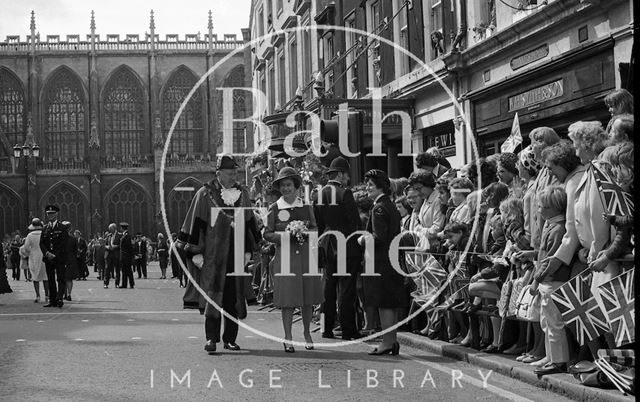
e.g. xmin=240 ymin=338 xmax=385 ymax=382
xmin=263 ymin=166 xmax=323 ymax=353
xmin=20 ymin=218 xmax=48 ymax=302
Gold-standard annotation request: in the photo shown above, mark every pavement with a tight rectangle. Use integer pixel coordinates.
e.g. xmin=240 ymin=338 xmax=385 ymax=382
xmin=396 ymin=327 xmax=633 ymax=402
xmin=0 ymin=262 xmax=630 ymax=401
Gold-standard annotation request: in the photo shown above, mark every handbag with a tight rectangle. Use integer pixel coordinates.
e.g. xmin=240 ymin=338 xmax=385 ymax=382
xmin=515 ymin=284 xmax=541 ymax=322
xmin=498 ymin=270 xmax=515 ymax=317
xmin=508 ymin=277 xmax=525 ymax=317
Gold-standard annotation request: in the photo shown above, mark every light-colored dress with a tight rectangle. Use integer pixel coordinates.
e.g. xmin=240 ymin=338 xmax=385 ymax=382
xmin=19 ymin=230 xmax=47 ymax=281
xmin=265 ymin=197 xmax=324 ymax=308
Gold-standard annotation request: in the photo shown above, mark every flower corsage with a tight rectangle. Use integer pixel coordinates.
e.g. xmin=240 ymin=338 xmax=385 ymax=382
xmin=285 ymin=220 xmax=309 ymax=245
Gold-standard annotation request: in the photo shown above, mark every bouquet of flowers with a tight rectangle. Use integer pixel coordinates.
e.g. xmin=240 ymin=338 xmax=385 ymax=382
xmin=285 ymin=220 xmax=309 ymax=245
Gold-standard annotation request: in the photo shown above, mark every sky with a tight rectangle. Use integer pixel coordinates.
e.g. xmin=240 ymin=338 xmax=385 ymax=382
xmin=0 ymin=0 xmax=252 ymax=40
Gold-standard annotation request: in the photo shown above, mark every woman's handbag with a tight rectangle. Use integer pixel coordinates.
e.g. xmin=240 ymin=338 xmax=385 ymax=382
xmin=508 ymin=277 xmax=526 ymax=317
xmin=514 ymin=284 xmax=541 ymax=322
xmin=498 ymin=270 xmax=515 ymax=317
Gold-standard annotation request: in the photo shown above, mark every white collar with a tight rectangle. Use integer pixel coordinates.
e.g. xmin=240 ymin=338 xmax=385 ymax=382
xmin=276 ymin=197 xmax=304 ymax=209
xmin=373 ymin=193 xmax=385 ymax=204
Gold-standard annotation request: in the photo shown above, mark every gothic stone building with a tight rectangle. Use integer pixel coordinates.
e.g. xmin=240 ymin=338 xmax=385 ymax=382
xmin=0 ymin=11 xmax=252 ymax=239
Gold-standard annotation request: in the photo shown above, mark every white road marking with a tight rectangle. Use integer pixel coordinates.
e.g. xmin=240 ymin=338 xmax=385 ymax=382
xmin=74 ymin=338 xmax=84 ymax=341
xmin=127 ymin=319 xmax=135 ymax=322
xmin=131 ymin=337 xmax=142 ymax=340
xmin=16 ymin=339 xmax=25 ymax=342
xmin=171 ymin=318 xmax=179 ymax=321
xmin=398 ymin=349 xmax=534 ymax=402
xmin=0 ymin=310 xmax=276 ymax=317
xmin=82 ymin=320 xmax=89 ymax=322
xmin=188 ymin=336 xmax=198 ymax=339
xmin=36 ymin=320 xmax=44 ymax=323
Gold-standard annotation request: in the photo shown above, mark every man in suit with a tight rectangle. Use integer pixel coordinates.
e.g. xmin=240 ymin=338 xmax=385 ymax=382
xmin=119 ymin=222 xmax=134 ymax=289
xmin=39 ymin=204 xmax=68 ymax=307
xmin=104 ymin=223 xmax=121 ymax=288
xmin=315 ymin=157 xmax=363 ymax=340
xmin=134 ymin=233 xmax=148 ymax=279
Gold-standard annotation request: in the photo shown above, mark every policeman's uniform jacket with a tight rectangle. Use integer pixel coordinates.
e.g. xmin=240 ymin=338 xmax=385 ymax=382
xmin=314 ymin=180 xmax=361 ymax=267
xmin=39 ymin=220 xmax=68 ymax=265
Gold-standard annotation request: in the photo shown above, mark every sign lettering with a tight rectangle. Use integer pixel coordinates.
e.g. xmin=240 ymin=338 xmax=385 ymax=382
xmin=508 ymin=79 xmax=563 ymax=112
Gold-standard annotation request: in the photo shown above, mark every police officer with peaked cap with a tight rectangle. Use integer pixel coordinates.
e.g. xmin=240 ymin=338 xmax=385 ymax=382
xmin=39 ymin=204 xmax=69 ymax=307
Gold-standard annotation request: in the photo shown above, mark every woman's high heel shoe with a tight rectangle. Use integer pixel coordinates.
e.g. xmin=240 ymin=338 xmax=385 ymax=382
xmin=283 ymin=342 xmax=295 ymax=353
xmin=304 ymin=333 xmax=314 ymax=350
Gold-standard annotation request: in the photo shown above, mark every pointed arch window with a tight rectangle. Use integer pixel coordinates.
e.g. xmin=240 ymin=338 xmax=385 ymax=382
xmin=103 ymin=68 xmax=145 ymax=156
xmin=43 ymin=183 xmax=87 ymax=236
xmin=167 ymin=179 xmax=202 ymax=233
xmin=0 ymin=186 xmax=25 ymax=237
xmin=0 ymin=70 xmax=26 ymax=157
xmin=218 ymin=65 xmax=247 ymax=153
xmin=43 ymin=69 xmax=86 ymax=159
xmin=162 ymin=68 xmax=203 ymax=155
xmin=106 ymin=180 xmax=151 ymax=236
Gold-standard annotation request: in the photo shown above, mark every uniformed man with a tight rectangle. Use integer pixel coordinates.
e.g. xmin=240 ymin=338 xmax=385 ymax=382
xmin=119 ymin=222 xmax=134 ymax=289
xmin=314 ymin=157 xmax=363 ymax=340
xmin=39 ymin=204 xmax=68 ymax=307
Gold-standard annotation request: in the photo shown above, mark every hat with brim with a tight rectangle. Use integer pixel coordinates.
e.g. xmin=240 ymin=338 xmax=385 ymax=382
xmin=272 ymin=167 xmax=302 ymax=189
xmin=28 ymin=218 xmax=44 ymax=231
xmin=120 ymin=222 xmax=129 ymax=228
xmin=326 ymin=156 xmax=351 ymax=174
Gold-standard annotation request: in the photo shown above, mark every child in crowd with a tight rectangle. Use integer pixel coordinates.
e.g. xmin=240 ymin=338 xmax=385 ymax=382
xmin=441 ymin=221 xmax=471 ymax=343
xmin=590 ymin=141 xmax=634 ymax=271
xmin=530 ymin=186 xmax=570 ymax=375
xmin=447 ymin=178 xmax=474 ymax=226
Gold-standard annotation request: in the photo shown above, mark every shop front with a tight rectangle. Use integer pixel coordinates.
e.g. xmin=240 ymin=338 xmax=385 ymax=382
xmin=469 ymin=39 xmax=616 ymax=155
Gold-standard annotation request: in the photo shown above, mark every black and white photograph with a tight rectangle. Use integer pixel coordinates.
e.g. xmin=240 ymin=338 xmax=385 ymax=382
xmin=0 ymin=0 xmax=636 ymax=400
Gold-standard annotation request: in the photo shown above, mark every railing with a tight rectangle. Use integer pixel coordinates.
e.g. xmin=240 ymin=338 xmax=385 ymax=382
xmin=37 ymin=157 xmax=89 ymax=171
xmin=100 ymin=154 xmax=155 ymax=169
xmin=164 ymin=153 xmax=217 ymax=169
xmin=0 ymin=35 xmax=245 ymax=53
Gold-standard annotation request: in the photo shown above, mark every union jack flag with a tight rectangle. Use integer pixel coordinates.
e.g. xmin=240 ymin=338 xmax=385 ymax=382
xmin=406 ymin=253 xmax=447 ymax=297
xmin=591 ymin=162 xmax=634 ymax=217
xmin=598 ymin=268 xmax=635 ymax=347
xmin=551 ymin=271 xmax=610 ymax=345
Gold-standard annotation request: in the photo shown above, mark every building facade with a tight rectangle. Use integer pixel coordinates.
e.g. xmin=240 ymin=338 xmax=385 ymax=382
xmin=0 ymin=10 xmax=253 ymax=238
xmin=249 ymin=0 xmax=634 ymax=182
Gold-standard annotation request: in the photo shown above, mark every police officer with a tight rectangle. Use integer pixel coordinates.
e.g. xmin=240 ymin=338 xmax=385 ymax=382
xmin=119 ymin=222 xmax=134 ymax=289
xmin=314 ymin=157 xmax=363 ymax=340
xmin=39 ymin=205 xmax=68 ymax=307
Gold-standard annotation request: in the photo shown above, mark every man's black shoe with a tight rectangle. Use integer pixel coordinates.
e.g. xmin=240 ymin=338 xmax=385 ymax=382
xmin=57 ymin=300 xmax=64 ymax=308
xmin=321 ymin=332 xmax=335 ymax=339
xmin=534 ymin=362 xmax=567 ymax=376
xmin=223 ymin=342 xmax=241 ymax=351
xmin=204 ymin=340 xmax=217 ymax=354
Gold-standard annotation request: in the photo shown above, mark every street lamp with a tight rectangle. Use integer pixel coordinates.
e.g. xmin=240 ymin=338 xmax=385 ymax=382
xmin=14 ymin=142 xmax=40 ymax=158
